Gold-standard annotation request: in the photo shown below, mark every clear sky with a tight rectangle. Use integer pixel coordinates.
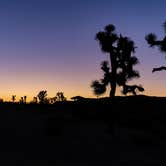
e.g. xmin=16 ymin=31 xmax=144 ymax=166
xmin=0 ymin=0 xmax=166 ymax=101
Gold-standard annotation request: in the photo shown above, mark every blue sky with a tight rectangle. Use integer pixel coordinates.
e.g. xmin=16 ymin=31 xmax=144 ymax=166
xmin=0 ymin=0 xmax=166 ymax=101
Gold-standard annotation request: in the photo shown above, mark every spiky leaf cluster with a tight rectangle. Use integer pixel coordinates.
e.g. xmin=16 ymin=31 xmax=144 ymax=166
xmin=146 ymin=22 xmax=166 ymax=52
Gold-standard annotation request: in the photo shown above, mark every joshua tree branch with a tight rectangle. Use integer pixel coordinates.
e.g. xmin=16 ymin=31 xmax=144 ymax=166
xmin=152 ymin=66 xmax=166 ymax=73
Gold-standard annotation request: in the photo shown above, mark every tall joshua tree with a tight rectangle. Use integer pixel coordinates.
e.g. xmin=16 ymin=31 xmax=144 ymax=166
xmin=146 ymin=21 xmax=166 ymax=72
xmin=56 ymin=92 xmax=66 ymax=101
xmin=91 ymin=24 xmax=143 ymax=97
xmin=12 ymin=95 xmax=16 ymax=103
xmin=37 ymin=90 xmax=47 ymax=104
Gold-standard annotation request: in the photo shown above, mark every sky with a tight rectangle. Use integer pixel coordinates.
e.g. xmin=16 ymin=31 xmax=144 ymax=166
xmin=0 ymin=0 xmax=166 ymax=101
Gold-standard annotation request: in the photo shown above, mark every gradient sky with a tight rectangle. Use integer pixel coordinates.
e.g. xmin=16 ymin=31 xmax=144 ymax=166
xmin=0 ymin=0 xmax=166 ymax=101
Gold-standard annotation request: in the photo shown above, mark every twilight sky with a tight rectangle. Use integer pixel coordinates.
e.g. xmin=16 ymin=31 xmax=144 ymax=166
xmin=0 ymin=0 xmax=166 ymax=101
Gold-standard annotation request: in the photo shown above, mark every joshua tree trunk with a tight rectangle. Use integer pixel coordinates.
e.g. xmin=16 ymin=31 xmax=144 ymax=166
xmin=109 ymin=52 xmax=117 ymax=98
xmin=110 ymin=81 xmax=116 ymax=98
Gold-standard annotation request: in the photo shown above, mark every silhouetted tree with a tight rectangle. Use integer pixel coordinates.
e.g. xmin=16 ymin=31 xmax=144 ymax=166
xmin=37 ymin=90 xmax=47 ymax=104
xmin=19 ymin=97 xmax=24 ymax=104
xmin=56 ymin=92 xmax=66 ymax=101
xmin=19 ymin=96 xmax=27 ymax=104
xmin=24 ymin=96 xmax=27 ymax=104
xmin=12 ymin=95 xmax=16 ymax=102
xmin=92 ymin=24 xmax=143 ymax=97
xmin=0 ymin=98 xmax=3 ymax=103
xmin=43 ymin=98 xmax=50 ymax=104
xmin=50 ymin=97 xmax=57 ymax=104
xmin=146 ymin=21 xmax=166 ymax=72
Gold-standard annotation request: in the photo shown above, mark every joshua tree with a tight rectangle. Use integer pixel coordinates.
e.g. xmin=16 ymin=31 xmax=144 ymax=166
xmin=50 ymin=97 xmax=57 ymax=104
xmin=19 ymin=96 xmax=27 ymax=104
xmin=12 ymin=95 xmax=16 ymax=102
xmin=19 ymin=97 xmax=24 ymax=104
xmin=37 ymin=90 xmax=47 ymax=104
xmin=146 ymin=21 xmax=166 ymax=72
xmin=92 ymin=24 xmax=143 ymax=97
xmin=56 ymin=92 xmax=66 ymax=101
xmin=24 ymin=96 xmax=27 ymax=104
